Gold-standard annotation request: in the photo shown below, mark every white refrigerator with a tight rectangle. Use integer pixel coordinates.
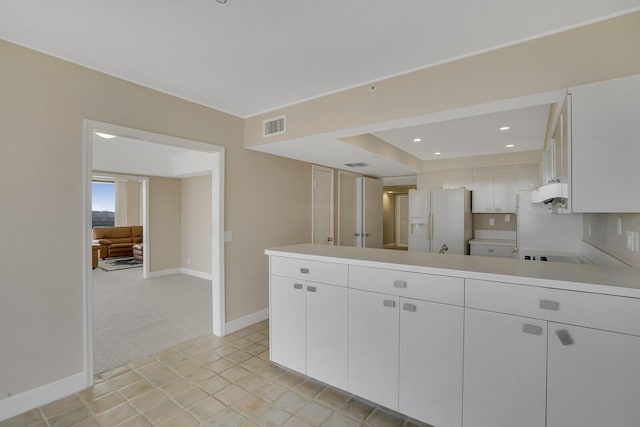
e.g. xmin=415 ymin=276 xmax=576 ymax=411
xmin=408 ymin=189 xmax=472 ymax=255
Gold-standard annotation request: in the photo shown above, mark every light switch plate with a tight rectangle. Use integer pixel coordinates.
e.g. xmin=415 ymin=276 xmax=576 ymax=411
xmin=627 ymin=231 xmax=634 ymax=251
xmin=504 ymin=214 xmax=510 ymax=223
xmin=224 ymin=230 xmax=233 ymax=242
xmin=635 ymin=231 xmax=640 ymax=253
xmin=489 ymin=218 xmax=495 ymax=226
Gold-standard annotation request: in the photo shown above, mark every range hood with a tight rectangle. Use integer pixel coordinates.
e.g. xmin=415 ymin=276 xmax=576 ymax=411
xmin=531 ymin=182 xmax=568 ymax=204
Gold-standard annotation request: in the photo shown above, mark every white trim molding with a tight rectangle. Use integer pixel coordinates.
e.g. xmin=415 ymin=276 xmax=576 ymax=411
xmin=181 ymin=268 xmax=213 ymax=280
xmin=0 ymin=373 xmax=86 ymax=422
xmin=225 ymin=309 xmax=269 ymax=335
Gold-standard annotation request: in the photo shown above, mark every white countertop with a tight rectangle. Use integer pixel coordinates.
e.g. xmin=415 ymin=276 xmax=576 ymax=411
xmin=266 ymin=244 xmax=640 ymax=298
xmin=469 ymin=239 xmax=517 ymax=246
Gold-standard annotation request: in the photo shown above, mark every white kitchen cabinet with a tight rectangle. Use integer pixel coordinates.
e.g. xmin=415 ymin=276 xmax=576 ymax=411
xmin=348 ymin=288 xmax=399 ymax=410
xmin=270 ymin=275 xmax=306 ymax=374
xmin=399 ymin=298 xmax=463 ymax=427
xmin=547 ymin=323 xmax=640 ymax=427
xmin=492 ymin=167 xmax=517 ymax=213
xmin=471 ymin=169 xmax=493 ymax=213
xmin=472 ymin=168 xmax=517 ymax=213
xmin=270 ymin=257 xmax=348 ymax=389
xmin=469 ymin=240 xmax=516 ymax=258
xmin=463 ymin=308 xmax=547 ymax=427
xmin=570 ymin=73 xmax=640 ymax=212
xmin=306 ymin=282 xmax=348 ymax=390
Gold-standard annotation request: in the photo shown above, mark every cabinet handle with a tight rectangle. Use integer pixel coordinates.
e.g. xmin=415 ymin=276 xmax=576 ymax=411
xmin=383 ymin=299 xmax=396 ymax=308
xmin=293 ymin=283 xmax=303 ymax=290
xmin=522 ymin=324 xmax=543 ymax=336
xmin=539 ymin=299 xmax=560 ymax=311
xmin=306 ymin=285 xmax=316 ymax=293
xmin=556 ymin=329 xmax=574 ymax=346
xmin=393 ymin=280 xmax=407 ymax=289
xmin=402 ymin=303 xmax=416 ymax=312
xmin=300 ymin=268 xmax=309 ymax=274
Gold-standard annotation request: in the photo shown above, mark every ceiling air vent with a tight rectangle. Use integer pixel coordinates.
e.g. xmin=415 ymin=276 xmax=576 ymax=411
xmin=263 ymin=115 xmax=286 ymax=137
xmin=344 ymin=162 xmax=369 ymax=168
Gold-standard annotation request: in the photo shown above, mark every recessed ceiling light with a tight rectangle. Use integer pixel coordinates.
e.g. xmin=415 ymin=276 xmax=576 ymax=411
xmin=506 ymin=144 xmax=515 ymax=148
xmin=499 ymin=126 xmax=510 ymax=131
xmin=434 ymin=152 xmax=441 ymax=155
xmin=413 ymin=138 xmax=422 ymax=143
xmin=94 ymin=132 xmax=116 ymax=139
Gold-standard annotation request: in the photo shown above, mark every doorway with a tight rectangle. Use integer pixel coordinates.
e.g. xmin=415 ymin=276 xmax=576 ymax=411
xmin=83 ymin=120 xmax=225 ymax=383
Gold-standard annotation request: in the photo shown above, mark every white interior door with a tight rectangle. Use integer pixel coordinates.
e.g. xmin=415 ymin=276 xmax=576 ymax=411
xmin=337 ymin=171 xmax=359 ymax=246
xmin=361 ymin=177 xmax=383 ymax=248
xmin=312 ymin=165 xmax=334 ymax=245
xmin=395 ymin=195 xmax=409 ymax=246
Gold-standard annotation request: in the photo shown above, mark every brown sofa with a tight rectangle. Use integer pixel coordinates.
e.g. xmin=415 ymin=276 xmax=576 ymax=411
xmin=93 ymin=226 xmax=143 ymax=259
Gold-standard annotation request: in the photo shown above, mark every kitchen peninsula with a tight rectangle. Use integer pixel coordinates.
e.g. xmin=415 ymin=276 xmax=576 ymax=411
xmin=266 ymin=243 xmax=640 ymax=427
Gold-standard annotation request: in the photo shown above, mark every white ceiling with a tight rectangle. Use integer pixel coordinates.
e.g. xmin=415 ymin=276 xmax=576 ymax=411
xmin=1 ymin=1 xmax=638 ymax=118
xmin=93 ymin=134 xmax=213 ymax=178
xmin=374 ymin=105 xmax=551 ymax=161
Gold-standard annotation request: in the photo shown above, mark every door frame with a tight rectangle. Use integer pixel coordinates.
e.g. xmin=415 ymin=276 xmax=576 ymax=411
xmin=311 ymin=165 xmax=334 ymax=244
xmin=395 ymin=194 xmax=409 ymax=247
xmin=83 ymin=120 xmax=225 ymax=386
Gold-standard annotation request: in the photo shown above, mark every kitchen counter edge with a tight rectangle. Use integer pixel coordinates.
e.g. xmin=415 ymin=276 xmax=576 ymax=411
xmin=265 ymin=244 xmax=640 ymax=298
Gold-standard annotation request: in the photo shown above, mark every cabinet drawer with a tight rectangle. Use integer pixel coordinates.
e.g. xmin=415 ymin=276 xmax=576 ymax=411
xmin=349 ymin=266 xmax=464 ymax=306
xmin=466 ymin=279 xmax=640 ymax=336
xmin=271 ymin=256 xmax=348 ymax=286
xmin=470 ymin=243 xmax=514 ymax=258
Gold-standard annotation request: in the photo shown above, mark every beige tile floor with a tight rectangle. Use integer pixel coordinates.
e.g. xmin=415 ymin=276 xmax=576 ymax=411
xmin=1 ymin=321 xmax=431 ymax=427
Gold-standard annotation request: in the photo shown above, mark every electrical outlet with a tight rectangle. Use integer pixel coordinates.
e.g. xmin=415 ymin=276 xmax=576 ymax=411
xmin=224 ymin=230 xmax=233 ymax=242
xmin=489 ymin=218 xmax=495 ymax=226
xmin=504 ymin=214 xmax=510 ymax=223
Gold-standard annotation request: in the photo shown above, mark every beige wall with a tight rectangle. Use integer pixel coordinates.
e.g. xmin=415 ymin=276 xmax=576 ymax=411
xmin=473 ymin=213 xmax=517 ymax=234
xmin=126 ymin=180 xmax=142 ymax=226
xmin=245 ymin=12 xmax=640 ymax=147
xmin=0 ymin=39 xmax=310 ymax=398
xmin=181 ymin=175 xmax=212 ymax=274
xmin=149 ymin=177 xmax=182 ymax=272
xmin=584 ymin=213 xmax=640 ymax=268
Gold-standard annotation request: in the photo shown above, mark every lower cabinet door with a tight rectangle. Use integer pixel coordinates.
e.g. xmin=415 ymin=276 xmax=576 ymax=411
xmin=463 ymin=309 xmax=547 ymax=427
xmin=547 ymin=323 xmax=640 ymax=427
xmin=270 ymin=275 xmax=306 ymax=373
xmin=306 ymin=281 xmax=348 ymax=390
xmin=348 ymin=289 xmax=400 ymax=410
xmin=399 ymin=298 xmax=463 ymax=427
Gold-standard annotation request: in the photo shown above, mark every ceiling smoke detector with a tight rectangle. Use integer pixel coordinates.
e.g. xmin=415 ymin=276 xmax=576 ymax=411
xmin=344 ymin=162 xmax=369 ymax=168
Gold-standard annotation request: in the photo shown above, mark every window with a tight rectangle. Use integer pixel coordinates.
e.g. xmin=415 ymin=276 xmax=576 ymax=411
xmin=92 ymin=181 xmax=115 ymax=227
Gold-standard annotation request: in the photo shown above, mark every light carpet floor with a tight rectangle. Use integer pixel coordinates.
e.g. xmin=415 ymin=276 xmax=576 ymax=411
xmin=92 ymin=267 xmax=212 ymax=374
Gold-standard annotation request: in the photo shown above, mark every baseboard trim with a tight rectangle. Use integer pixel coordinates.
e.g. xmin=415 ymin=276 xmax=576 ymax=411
xmin=225 ymin=308 xmax=269 ymax=335
xmin=147 ymin=268 xmax=182 ymax=278
xmin=181 ymin=268 xmax=212 ymax=280
xmin=0 ymin=372 xmax=87 ymax=422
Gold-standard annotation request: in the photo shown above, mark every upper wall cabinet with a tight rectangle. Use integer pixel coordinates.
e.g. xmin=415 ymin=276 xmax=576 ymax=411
xmin=570 ymin=73 xmax=640 ymax=213
xmin=472 ymin=168 xmax=517 ymax=213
